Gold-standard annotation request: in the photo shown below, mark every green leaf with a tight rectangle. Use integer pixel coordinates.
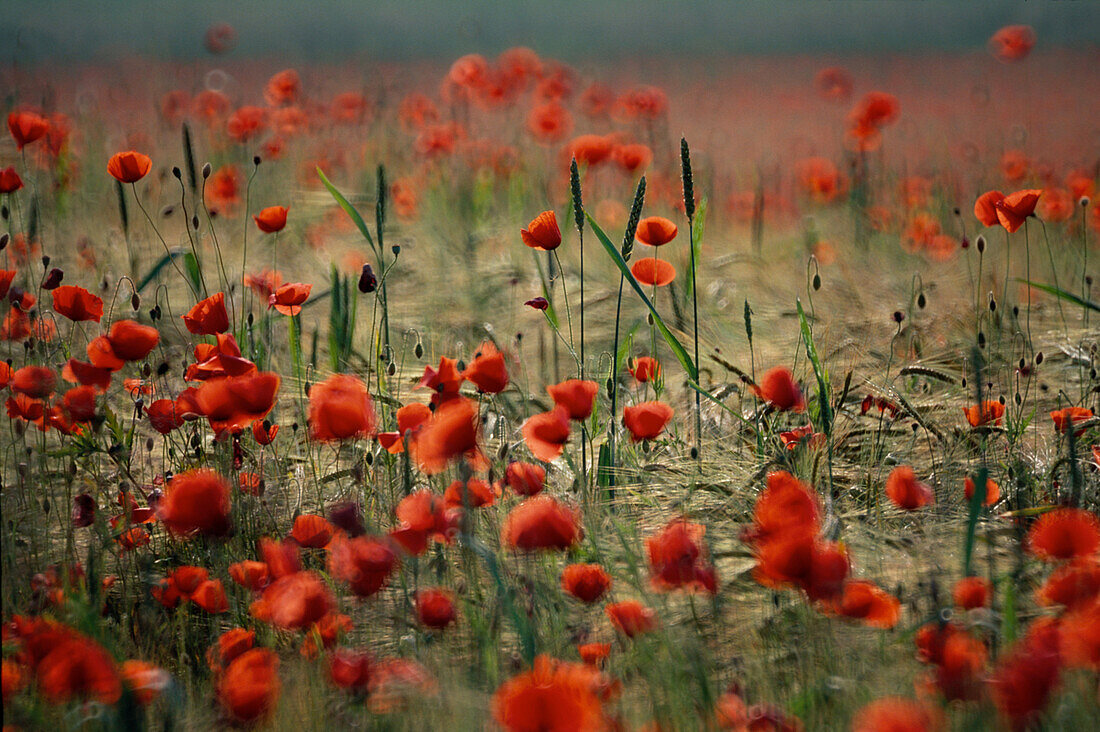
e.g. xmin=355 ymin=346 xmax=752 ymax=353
xmin=685 ymin=197 xmax=707 ymax=300
xmin=182 ymin=252 xmax=203 ymax=300
xmin=587 ymin=212 xmax=697 ymax=379
xmin=136 ymin=249 xmax=185 ymax=293
xmin=316 ymin=167 xmax=378 ymax=255
xmin=1019 ymin=279 xmax=1100 ymax=312
xmin=796 ymin=298 xmax=832 ymax=434
xmin=962 ymin=466 xmax=988 ymax=577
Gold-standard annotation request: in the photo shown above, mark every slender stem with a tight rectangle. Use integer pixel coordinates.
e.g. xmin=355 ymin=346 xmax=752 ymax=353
xmin=130 ymin=183 xmax=199 ymax=300
xmin=688 ymin=216 xmax=701 ymax=461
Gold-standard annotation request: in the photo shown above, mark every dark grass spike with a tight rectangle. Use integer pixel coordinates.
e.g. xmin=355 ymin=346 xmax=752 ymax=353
xmin=569 ymin=157 xmax=587 ymax=493
xmin=682 ymin=138 xmax=701 ymax=462
xmin=376 ymin=164 xmax=391 ymax=352
xmin=182 ymin=122 xmax=197 ymax=194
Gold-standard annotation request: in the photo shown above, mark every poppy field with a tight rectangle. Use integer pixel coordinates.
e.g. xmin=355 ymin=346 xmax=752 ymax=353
xmin=2 ymin=9 xmax=1100 ymax=731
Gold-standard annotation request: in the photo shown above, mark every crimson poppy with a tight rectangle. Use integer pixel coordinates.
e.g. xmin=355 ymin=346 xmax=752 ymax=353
xmin=62 ymin=386 xmax=97 ymax=423
xmin=229 ymin=561 xmax=270 ymax=592
xmin=522 ymin=406 xmax=572 ymax=462
xmin=107 ymin=151 xmax=152 ymax=183
xmin=250 ymin=571 xmax=334 ymax=630
xmin=547 ymin=379 xmax=598 ymax=420
xmin=646 ymin=519 xmax=717 ymax=593
xmin=577 ymin=643 xmax=610 ymax=667
xmin=990 ymin=25 xmax=1036 ymax=62
xmin=327 ymin=649 xmax=372 ymax=692
xmin=182 ymin=292 xmax=230 ymax=334
xmin=989 ymin=620 xmax=1062 ymax=730
xmin=219 ymin=648 xmax=280 ymax=723
xmin=1036 ymin=558 xmax=1100 ymax=609
xmin=106 ymin=319 xmax=160 ymax=362
xmin=291 ymin=515 xmax=335 ymax=549
xmin=207 ymin=628 xmax=255 ymax=673
xmin=462 ymin=340 xmax=509 ymax=393
xmin=328 ymin=535 xmax=397 ymax=597
xmin=1026 ymin=507 xmax=1100 ymax=561
xmin=634 ymin=216 xmax=678 ymax=247
xmin=964 ymin=476 xmax=1001 ymax=507
xmin=254 ymin=205 xmax=289 ymax=233
xmin=156 ymin=468 xmax=232 ymax=538
xmin=119 ymin=660 xmax=170 ymax=706
xmin=561 ymin=563 xmax=611 ymax=604
xmin=390 ymin=490 xmax=460 ymax=555
xmin=628 ymin=356 xmax=660 ymax=383
xmin=504 ymin=461 xmax=545 ymax=497
xmin=0 ymin=166 xmax=22 ymax=193
xmin=521 ymin=210 xmax=562 ymax=251
xmin=416 ymin=588 xmax=457 ymax=629
xmin=51 ymin=285 xmax=103 ymax=323
xmin=953 ymin=576 xmax=991 ymax=610
xmin=492 ymin=656 xmax=609 ymax=731
xmin=605 ymin=600 xmax=657 ymax=637
xmin=885 ymin=466 xmax=935 ymax=510
xmin=752 ymin=367 xmax=805 ymax=412
xmin=995 ymin=189 xmax=1042 ymax=233
xmin=623 ymin=400 xmax=674 ymax=442
xmin=501 ymin=495 xmax=582 ymax=551
xmin=35 ymin=634 xmax=122 ymax=704
xmin=195 ymin=371 xmax=280 ymax=437
xmin=11 ymin=366 xmax=56 ymax=399
xmin=8 ymin=111 xmax=49 ymax=149
xmin=413 ymin=397 xmax=483 ymax=474
xmin=308 ymin=373 xmax=376 ymax=442
xmin=851 ymin=698 xmax=940 ymax=732
xmin=612 ymin=143 xmax=652 ymax=174
xmin=268 ymin=282 xmax=311 ymax=316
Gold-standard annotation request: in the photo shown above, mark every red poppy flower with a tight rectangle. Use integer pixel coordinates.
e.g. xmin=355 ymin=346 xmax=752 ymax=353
xmin=953 ymin=576 xmax=991 ymax=610
xmin=526 ymin=102 xmax=573 ymax=143
xmin=815 ymin=66 xmax=853 ymax=102
xmin=291 ymin=515 xmax=335 ymax=549
xmin=505 ymin=461 xmax=545 ymax=497
xmin=611 ymin=143 xmax=652 ymax=174
xmin=0 ymin=166 xmax=22 ymax=193
xmin=646 ymin=519 xmax=717 ymax=593
xmin=525 ymin=296 xmax=549 ymax=310
xmin=825 ymin=580 xmax=901 ymax=628
xmin=51 ymin=285 xmax=103 ymax=323
xmin=989 ymin=620 xmax=1061 ymax=730
xmin=229 ymin=561 xmax=270 ymax=592
xmin=106 ymin=319 xmax=160 ymax=362
xmin=990 ymin=25 xmax=1036 ymax=62
xmin=628 ymin=356 xmax=660 ymax=383
xmin=416 ymin=588 xmax=457 ymax=630
xmin=561 ymin=563 xmax=612 ymax=603
xmin=1036 ymin=558 xmax=1100 ymax=609
xmin=779 ymin=425 xmax=826 ymax=451
xmin=492 ymin=655 xmax=609 ymax=732
xmin=250 ymin=570 xmax=334 ymax=630
xmin=605 ymin=600 xmax=657 ymax=637
xmin=191 ymin=579 xmax=229 ymax=614
xmin=8 ymin=111 xmax=49 ymax=150
xmin=308 ymin=373 xmax=376 ymax=442
xmin=0 ymin=269 xmax=14 ymax=298
xmin=254 ymin=205 xmax=289 ymax=233
xmin=577 ymin=643 xmax=611 ymax=668
xmin=157 ymin=468 xmax=232 ymax=538
xmin=521 ymin=210 xmax=562 ymax=251
xmin=182 ymin=292 xmax=230 ymax=334
xmin=623 ymin=400 xmax=674 ymax=442
xmin=253 ymin=419 xmax=279 ymax=445
xmin=120 ymin=660 xmax=170 ymax=706
xmin=11 ymin=366 xmax=56 ymax=399
xmin=631 ymin=257 xmax=676 ymax=287
xmin=414 ymin=397 xmax=483 ymax=474
xmin=328 ymin=535 xmax=397 ymax=597
xmin=885 ymin=466 xmax=935 ymax=510
xmin=963 ymin=400 xmax=1004 ymax=427
xmin=522 ymin=406 xmax=572 ymax=462
xmin=852 ymin=698 xmax=940 ymax=732
xmin=741 ymin=471 xmax=821 ymax=548
xmin=634 ymin=216 xmax=678 ymax=247
xmin=501 ymin=495 xmax=582 ymax=551
xmin=547 ymin=379 xmax=598 ymax=421
xmin=62 ymin=386 xmax=97 ymax=423
xmin=107 ymin=151 xmax=152 ymax=183
xmin=268 ymin=282 xmax=311 ymax=316
xmin=144 ymin=399 xmax=182 ymax=434
xmin=1051 ymin=406 xmax=1094 ymax=435
xmin=195 ymin=371 xmax=280 ymax=436
xmin=219 ymin=648 xmax=280 ymax=723
xmin=35 ymin=634 xmax=122 ymax=704
xmin=444 ymin=478 xmax=496 ymax=509
xmin=797 ymin=157 xmax=847 ymax=204
xmin=964 ymin=476 xmax=1001 ymax=507
xmin=752 ymin=367 xmax=805 ymax=411
xmin=993 ymin=189 xmax=1042 ymax=233
xmin=462 ymin=340 xmax=509 ymax=394
xmin=1027 ymin=507 xmax=1100 ymax=561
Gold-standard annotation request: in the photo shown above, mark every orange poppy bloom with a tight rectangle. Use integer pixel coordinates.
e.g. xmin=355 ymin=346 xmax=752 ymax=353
xmin=264 ymin=69 xmax=301 ymax=106
xmin=35 ymin=634 xmax=122 ymax=704
xmin=963 ymin=400 xmax=1004 ymax=427
xmin=578 ymin=643 xmax=611 ymax=667
xmin=825 ymin=580 xmax=901 ymax=628
xmin=207 ymin=628 xmax=255 ymax=672
xmin=569 ymin=134 xmax=614 ymax=167
xmin=191 ymin=579 xmax=229 ymax=614
xmin=308 ymin=373 xmax=377 ymax=442
xmin=547 ymin=379 xmax=598 ymax=420
xmin=646 ymin=519 xmax=717 ymax=593
xmin=195 ymin=371 xmax=280 ymax=437
xmin=797 ymin=157 xmax=847 ymax=204
xmin=974 ymin=190 xmax=1006 ymax=228
xmin=254 ymin=205 xmax=289 ymax=233
xmin=952 ymin=576 xmax=991 ymax=610
xmin=268 ymin=282 xmax=311 ymax=316
xmin=416 ymin=588 xmax=457 ymax=629
xmin=741 ymin=471 xmax=821 ymax=548
xmin=561 ymin=563 xmax=612 ymax=604
xmin=219 ymin=648 xmax=281 ymax=723
xmin=504 ymin=461 xmax=545 ymax=497
xmin=989 ymin=25 xmax=1036 ymax=62
xmin=964 ymin=476 xmax=1001 ymax=506
xmin=227 ymin=105 xmax=267 ymax=142
xmin=327 ymin=648 xmax=372 ymax=692
xmin=612 ymin=143 xmax=652 ymax=174
xmin=989 ymin=620 xmax=1061 ymax=730
xmin=146 ymin=399 xmax=183 ymax=434
xmin=634 ymin=216 xmax=678 ymax=247
xmin=623 ymin=400 xmax=674 ymax=442
xmin=885 ymin=466 xmax=935 ymax=510
xmin=492 ymin=656 xmax=609 ymax=731
xmin=815 ymin=66 xmax=853 ymax=102
xmin=1060 ymin=601 xmax=1100 ymax=670
xmin=62 ymin=386 xmax=97 ymax=423
xmin=107 ymin=151 xmax=152 ymax=183
xmin=851 ymin=698 xmax=940 ymax=732
xmin=60 ymin=358 xmax=111 ymax=390
xmin=11 ymin=366 xmax=56 ymax=399
xmin=251 ymin=571 xmax=334 ymax=630
xmin=328 ymin=535 xmax=397 ymax=597
xmin=1026 ymin=507 xmax=1100 ymax=561
xmin=414 ymin=397 xmax=483 ymax=474
xmin=752 ymin=367 xmax=805 ymax=412
xmin=0 ymin=165 xmax=22 ymax=193
xmin=1036 ymin=558 xmax=1100 ymax=609
xmin=501 ymin=495 xmax=582 ymax=551
xmin=7 ymin=111 xmax=49 ymax=149
xmin=444 ymin=478 xmax=497 ymax=509
xmin=521 ymin=210 xmax=562 ymax=251
xmin=463 ymin=341 xmax=509 ymax=394
xmin=390 ymin=490 xmax=460 ymax=555
xmin=182 ymin=292 xmax=230 ymax=335
xmin=229 ymin=561 xmax=270 ymax=592
xmin=605 ymin=600 xmax=657 ymax=637
xmin=631 ymin=257 xmax=676 ymax=287
xmin=526 ymin=102 xmax=572 ymax=143
xmin=156 ymin=468 xmax=232 ymax=538
xmin=522 ymin=406 xmax=572 ymax=462
xmin=994 ymin=189 xmax=1042 ymax=233
xmin=291 ymin=514 xmax=335 ymax=549
xmin=51 ymin=285 xmax=103 ymax=323
xmin=260 ymin=537 xmax=302 ymax=579
xmin=628 ymin=356 xmax=660 ymax=383
xmin=1051 ymin=406 xmax=1094 ymax=435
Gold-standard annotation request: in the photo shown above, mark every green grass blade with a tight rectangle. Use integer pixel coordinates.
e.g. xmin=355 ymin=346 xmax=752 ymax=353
xmin=136 ymin=249 xmax=185 ymax=292
xmin=685 ymin=197 xmax=707 ymax=300
xmin=796 ymin=298 xmax=832 ymax=433
xmin=1019 ymin=279 xmax=1100 ymax=312
xmin=962 ymin=466 xmax=988 ymax=576
xmin=587 ymin=212 xmax=697 ymax=379
xmin=316 ymin=166 xmax=378 ymax=255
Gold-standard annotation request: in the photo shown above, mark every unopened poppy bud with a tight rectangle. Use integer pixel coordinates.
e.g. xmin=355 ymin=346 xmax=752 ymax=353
xmin=0 ymin=233 xmax=8 ymax=250
xmin=192 ymin=215 xmax=200 ymax=230
xmin=414 ymin=339 xmax=423 ymax=359
xmin=953 ymin=207 xmax=961 ymax=216
xmin=1012 ymin=306 xmax=1019 ymax=317
xmin=387 ymin=361 xmax=396 ymax=376
xmin=1081 ymin=196 xmax=1091 ymax=208
xmin=989 ymin=295 xmax=996 ymax=312
xmin=364 ymin=451 xmax=373 ymax=466
xmin=977 ymin=331 xmax=986 ymax=347
xmin=960 ymin=235 xmax=970 ymax=249
xmin=161 ymin=205 xmax=175 ymax=217
xmin=358 ymin=263 xmax=377 ymax=293
xmin=253 ymin=155 xmax=262 ymax=166
xmin=146 ymin=437 xmax=155 ymax=451
xmin=391 ymin=244 xmax=400 ymax=255
xmin=976 ymin=235 xmax=986 ymax=253
xmin=606 ymin=378 xmax=614 ymax=398
xmin=1087 ymin=276 xmax=1094 ymax=286
xmin=1035 ymin=351 xmax=1043 ymax=365
xmin=917 ymin=292 xmax=926 ymax=309
xmin=892 ymin=311 xmax=904 ymax=324
xmin=131 ymin=293 xmax=140 ymax=310
xmin=41 ymin=255 xmax=50 ymax=267
xmin=1015 ymin=392 xmax=1022 ymax=405
xmin=156 ymin=361 xmax=169 ymax=376
xmin=172 ymin=166 xmax=182 ymax=179
xmin=647 ymin=313 xmax=655 ymax=325
xmin=247 ymin=312 xmax=254 ymax=326
xmin=0 ymin=206 xmax=8 ymax=221
xmin=41 ymin=267 xmax=63 ymax=290
xmin=812 ymin=273 xmax=821 ymax=290
xmin=202 ymin=162 xmax=212 ymax=179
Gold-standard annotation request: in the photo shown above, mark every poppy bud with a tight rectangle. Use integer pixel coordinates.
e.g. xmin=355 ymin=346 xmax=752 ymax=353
xmin=192 ymin=215 xmax=200 ymax=230
xmin=247 ymin=312 xmax=254 ymax=326
xmin=960 ymin=235 xmax=970 ymax=249
xmin=202 ymin=162 xmax=212 ymax=179
xmin=1 ymin=207 xmax=7 ymax=222
xmin=172 ymin=166 xmax=182 ymax=179
xmin=989 ymin=295 xmax=997 ymax=312
xmin=391 ymin=244 xmax=400 ymax=255
xmin=953 ymin=207 xmax=961 ymax=216
xmin=132 ymin=293 xmax=141 ymax=311
xmin=72 ymin=494 xmax=95 ymax=528
xmin=41 ymin=267 xmax=63 ymax=290
xmin=0 ymin=233 xmax=7 ymax=250
xmin=414 ymin=339 xmax=423 ymax=359
xmin=892 ymin=311 xmax=904 ymax=323
xmin=917 ymin=292 xmax=926 ymax=309
xmin=1087 ymin=276 xmax=1093 ymax=286
xmin=161 ymin=205 xmax=175 ymax=217
xmin=977 ymin=331 xmax=986 ymax=347
xmin=1082 ymin=196 xmax=1091 ymax=208
xmin=1012 ymin=306 xmax=1019 ymax=317
xmin=1035 ymin=351 xmax=1043 ymax=365
xmin=358 ymin=263 xmax=377 ymax=293
xmin=1015 ymin=392 xmax=1022 ymax=405
xmin=42 ymin=255 xmax=50 ymax=267
xmin=812 ymin=273 xmax=821 ymax=290
xmin=387 ymin=361 xmax=396 ymax=376
xmin=146 ymin=437 xmax=155 ymax=451
xmin=524 ymin=297 xmax=549 ymax=311
xmin=606 ymin=378 xmax=614 ymax=398
xmin=253 ymin=155 xmax=262 ymax=167
xmin=976 ymin=235 xmax=986 ymax=253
